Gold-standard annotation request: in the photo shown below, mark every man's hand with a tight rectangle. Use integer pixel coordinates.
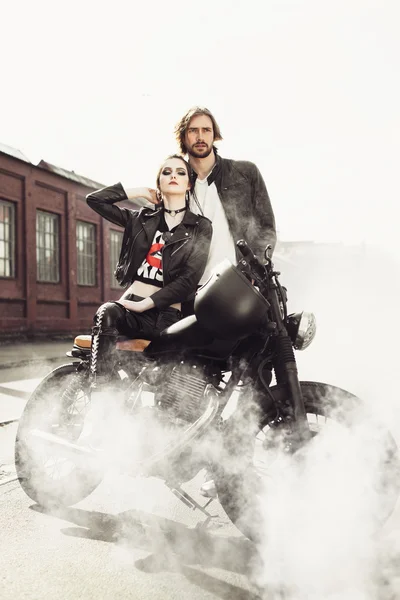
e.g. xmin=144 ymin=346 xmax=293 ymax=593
xmin=124 ymin=187 xmax=158 ymax=205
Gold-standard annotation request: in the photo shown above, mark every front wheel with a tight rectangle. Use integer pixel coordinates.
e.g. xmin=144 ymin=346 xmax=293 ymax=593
xmin=216 ymin=381 xmax=400 ymax=541
xmin=15 ymin=363 xmax=103 ymax=508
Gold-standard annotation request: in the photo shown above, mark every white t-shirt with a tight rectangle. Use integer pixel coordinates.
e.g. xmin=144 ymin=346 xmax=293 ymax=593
xmin=189 ymin=178 xmax=236 ymax=285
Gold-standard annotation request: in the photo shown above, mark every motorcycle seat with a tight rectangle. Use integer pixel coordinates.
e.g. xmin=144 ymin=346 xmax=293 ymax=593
xmin=116 ymin=338 xmax=151 ymax=352
xmin=73 ymin=335 xmax=151 ymax=352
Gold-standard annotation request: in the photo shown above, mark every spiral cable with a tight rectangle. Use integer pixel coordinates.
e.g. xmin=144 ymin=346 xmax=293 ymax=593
xmin=90 ymin=303 xmax=108 ymax=385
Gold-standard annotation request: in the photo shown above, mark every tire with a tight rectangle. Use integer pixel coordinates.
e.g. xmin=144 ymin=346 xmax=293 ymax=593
xmin=215 ymin=381 xmax=400 ymax=541
xmin=15 ymin=363 xmax=103 ymax=508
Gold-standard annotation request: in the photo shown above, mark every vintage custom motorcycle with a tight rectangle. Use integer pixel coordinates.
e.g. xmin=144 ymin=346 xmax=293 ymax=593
xmin=15 ymin=241 xmax=400 ymax=540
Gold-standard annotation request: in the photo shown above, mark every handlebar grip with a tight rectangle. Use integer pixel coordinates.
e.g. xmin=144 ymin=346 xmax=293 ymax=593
xmin=236 ymin=240 xmax=266 ymax=281
xmin=236 ymin=239 xmax=257 ymax=261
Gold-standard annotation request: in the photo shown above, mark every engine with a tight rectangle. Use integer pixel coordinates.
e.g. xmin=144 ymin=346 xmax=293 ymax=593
xmin=156 ymin=363 xmax=211 ymax=423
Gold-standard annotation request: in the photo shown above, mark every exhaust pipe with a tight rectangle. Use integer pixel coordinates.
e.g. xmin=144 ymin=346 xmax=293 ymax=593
xmin=29 ymin=429 xmax=100 ymax=463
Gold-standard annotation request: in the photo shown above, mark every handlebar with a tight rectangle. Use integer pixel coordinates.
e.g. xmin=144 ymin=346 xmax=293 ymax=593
xmin=237 ymin=239 xmax=288 ymax=323
xmin=236 ymin=240 xmax=268 ymax=284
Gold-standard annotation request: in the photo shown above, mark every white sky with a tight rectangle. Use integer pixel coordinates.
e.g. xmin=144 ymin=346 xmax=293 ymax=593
xmin=1 ymin=0 xmax=399 ymax=250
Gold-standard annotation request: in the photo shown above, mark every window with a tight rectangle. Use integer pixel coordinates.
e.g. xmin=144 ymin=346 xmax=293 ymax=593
xmin=36 ymin=210 xmax=60 ymax=283
xmin=0 ymin=200 xmax=16 ymax=278
xmin=110 ymin=229 xmax=123 ymax=288
xmin=76 ymin=221 xmax=96 ymax=286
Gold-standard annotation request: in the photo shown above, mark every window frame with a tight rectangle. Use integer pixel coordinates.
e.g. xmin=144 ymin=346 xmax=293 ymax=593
xmin=36 ymin=209 xmax=60 ymax=284
xmin=0 ymin=199 xmax=16 ymax=279
xmin=76 ymin=220 xmax=97 ymax=287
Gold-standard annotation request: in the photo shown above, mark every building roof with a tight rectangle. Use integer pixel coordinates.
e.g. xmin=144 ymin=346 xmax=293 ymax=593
xmin=0 ymin=142 xmax=31 ymax=164
xmin=37 ymin=160 xmax=104 ymax=190
xmin=0 ymin=142 xmax=104 ymax=190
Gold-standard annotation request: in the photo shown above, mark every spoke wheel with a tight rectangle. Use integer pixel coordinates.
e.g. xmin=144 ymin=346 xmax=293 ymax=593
xmin=216 ymin=381 xmax=400 ymax=541
xmin=15 ymin=363 xmax=103 ymax=508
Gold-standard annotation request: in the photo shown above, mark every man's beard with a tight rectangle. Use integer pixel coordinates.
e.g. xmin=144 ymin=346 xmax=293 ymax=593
xmin=187 ymin=144 xmax=213 ymax=159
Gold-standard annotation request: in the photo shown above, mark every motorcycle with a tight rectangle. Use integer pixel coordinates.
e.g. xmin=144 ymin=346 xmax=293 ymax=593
xmin=14 ymin=240 xmax=400 ymax=541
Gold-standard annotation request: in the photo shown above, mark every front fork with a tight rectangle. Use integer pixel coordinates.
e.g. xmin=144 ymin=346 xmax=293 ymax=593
xmin=268 ymin=287 xmax=312 ymax=444
xmin=274 ymin=334 xmax=311 ymax=443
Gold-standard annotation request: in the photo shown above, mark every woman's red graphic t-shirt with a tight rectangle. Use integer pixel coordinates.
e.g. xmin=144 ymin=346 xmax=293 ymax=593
xmin=135 ymin=213 xmax=178 ymax=288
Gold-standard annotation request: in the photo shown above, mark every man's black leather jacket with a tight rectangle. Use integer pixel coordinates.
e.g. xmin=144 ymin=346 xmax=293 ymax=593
xmin=86 ymin=184 xmax=212 ymax=310
xmin=201 ymin=153 xmax=276 ymax=259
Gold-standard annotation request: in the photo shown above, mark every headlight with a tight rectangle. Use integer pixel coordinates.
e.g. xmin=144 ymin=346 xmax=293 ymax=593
xmin=287 ymin=311 xmax=317 ymax=350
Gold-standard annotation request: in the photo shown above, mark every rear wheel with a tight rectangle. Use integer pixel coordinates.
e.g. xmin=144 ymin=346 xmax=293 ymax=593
xmin=216 ymin=381 xmax=400 ymax=541
xmin=15 ymin=363 xmax=103 ymax=508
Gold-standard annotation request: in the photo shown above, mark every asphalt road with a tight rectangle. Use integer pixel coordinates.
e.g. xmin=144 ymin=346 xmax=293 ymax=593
xmin=0 ymin=472 xmax=261 ymax=599
xmin=0 ymin=364 xmax=261 ymax=600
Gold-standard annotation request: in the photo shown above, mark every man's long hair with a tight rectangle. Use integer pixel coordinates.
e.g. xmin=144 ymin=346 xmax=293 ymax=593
xmin=174 ymin=106 xmax=223 ymax=154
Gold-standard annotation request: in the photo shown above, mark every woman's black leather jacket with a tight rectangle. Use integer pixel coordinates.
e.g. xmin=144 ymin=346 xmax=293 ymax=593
xmin=86 ymin=183 xmax=212 ymax=310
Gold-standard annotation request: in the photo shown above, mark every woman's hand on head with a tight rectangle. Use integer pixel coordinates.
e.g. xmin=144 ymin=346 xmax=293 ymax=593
xmin=125 ymin=187 xmax=158 ymax=205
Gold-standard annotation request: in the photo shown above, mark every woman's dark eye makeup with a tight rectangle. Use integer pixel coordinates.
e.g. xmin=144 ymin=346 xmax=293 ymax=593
xmin=162 ymin=168 xmax=187 ymax=176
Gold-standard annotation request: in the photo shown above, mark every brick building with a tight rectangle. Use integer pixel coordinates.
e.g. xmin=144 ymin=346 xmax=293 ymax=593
xmin=0 ymin=143 xmax=128 ymax=338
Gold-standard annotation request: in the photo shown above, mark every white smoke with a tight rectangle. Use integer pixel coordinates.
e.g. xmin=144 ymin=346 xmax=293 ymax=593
xmin=253 ymin=243 xmax=400 ymax=600
xmin=253 ymin=418 xmax=393 ymax=598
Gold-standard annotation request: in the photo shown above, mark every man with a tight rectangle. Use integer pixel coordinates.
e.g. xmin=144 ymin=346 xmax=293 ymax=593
xmin=176 ymin=107 xmax=276 ymax=275
xmin=124 ymin=107 xmax=277 ymax=497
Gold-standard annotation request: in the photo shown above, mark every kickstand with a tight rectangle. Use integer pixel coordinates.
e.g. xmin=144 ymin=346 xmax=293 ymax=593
xmin=165 ymin=481 xmax=218 ymax=527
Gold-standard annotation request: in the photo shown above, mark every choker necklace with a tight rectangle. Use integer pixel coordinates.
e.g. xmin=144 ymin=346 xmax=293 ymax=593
xmin=164 ymin=206 xmax=187 ymax=217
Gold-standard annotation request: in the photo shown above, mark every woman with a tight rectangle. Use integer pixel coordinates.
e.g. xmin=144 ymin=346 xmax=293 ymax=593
xmin=86 ymin=155 xmax=212 ymax=385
